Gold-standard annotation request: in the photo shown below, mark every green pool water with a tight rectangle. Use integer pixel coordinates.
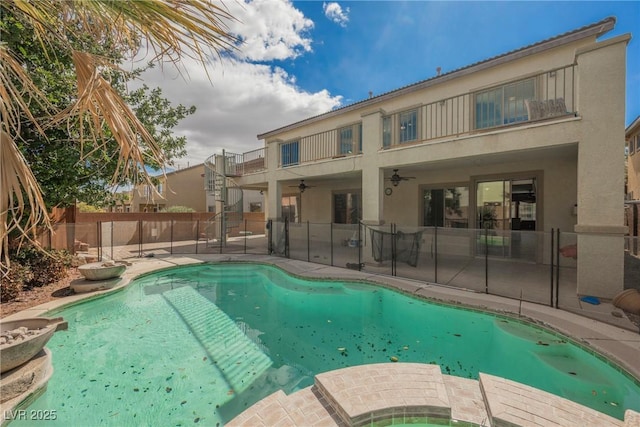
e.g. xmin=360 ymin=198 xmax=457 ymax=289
xmin=12 ymin=263 xmax=640 ymax=426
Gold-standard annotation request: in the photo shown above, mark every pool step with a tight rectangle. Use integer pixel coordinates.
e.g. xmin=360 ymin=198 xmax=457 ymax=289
xmin=479 ymin=373 xmax=623 ymax=427
xmin=162 ymin=286 xmax=273 ymax=393
xmin=227 ymin=363 xmax=637 ymax=427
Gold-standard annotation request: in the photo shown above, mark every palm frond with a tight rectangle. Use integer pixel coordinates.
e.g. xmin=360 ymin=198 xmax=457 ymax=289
xmin=0 ymin=129 xmax=51 ymax=272
xmin=8 ymin=0 xmax=238 ymax=65
xmin=1 ymin=0 xmax=239 ymax=272
xmin=0 ymin=45 xmax=53 ymax=138
xmin=47 ymin=51 xmax=166 ymax=189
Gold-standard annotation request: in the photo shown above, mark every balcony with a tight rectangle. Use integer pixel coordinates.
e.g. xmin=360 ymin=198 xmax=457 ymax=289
xmin=205 ymin=148 xmax=267 ymax=180
xmin=279 ymin=122 xmax=363 ymax=168
xmin=231 ymin=65 xmax=576 ymax=175
xmin=382 ymin=64 xmax=576 ymax=148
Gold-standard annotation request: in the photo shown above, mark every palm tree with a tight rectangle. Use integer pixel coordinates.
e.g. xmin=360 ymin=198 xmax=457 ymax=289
xmin=1 ymin=0 xmax=237 ymax=271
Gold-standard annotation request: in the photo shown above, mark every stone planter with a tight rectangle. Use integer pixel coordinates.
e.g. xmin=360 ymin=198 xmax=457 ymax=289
xmin=78 ymin=262 xmax=126 ymax=281
xmin=0 ymin=318 xmax=67 ymax=374
xmin=613 ymin=289 xmax=640 ymax=315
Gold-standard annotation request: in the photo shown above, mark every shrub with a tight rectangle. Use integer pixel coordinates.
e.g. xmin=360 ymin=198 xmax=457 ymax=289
xmin=0 ymin=264 xmax=33 ymax=302
xmin=10 ymin=244 xmax=73 ymax=289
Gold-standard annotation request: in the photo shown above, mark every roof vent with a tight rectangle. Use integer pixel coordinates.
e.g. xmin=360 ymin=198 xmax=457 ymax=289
xmin=436 ymin=67 xmax=441 ymax=76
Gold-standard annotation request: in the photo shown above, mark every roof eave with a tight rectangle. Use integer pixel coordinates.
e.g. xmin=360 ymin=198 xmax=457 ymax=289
xmin=626 ymin=116 xmax=640 ymax=137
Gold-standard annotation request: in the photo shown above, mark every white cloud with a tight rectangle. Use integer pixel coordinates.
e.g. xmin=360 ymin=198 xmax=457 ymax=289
xmin=225 ymin=0 xmax=314 ymax=61
xmin=130 ymin=0 xmax=342 ymax=168
xmin=323 ymin=2 xmax=350 ymax=27
xmin=138 ymin=58 xmax=341 ymax=167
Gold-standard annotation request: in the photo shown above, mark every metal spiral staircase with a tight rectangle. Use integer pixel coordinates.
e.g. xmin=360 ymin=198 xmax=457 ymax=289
xmin=204 ymin=150 xmax=243 ymax=246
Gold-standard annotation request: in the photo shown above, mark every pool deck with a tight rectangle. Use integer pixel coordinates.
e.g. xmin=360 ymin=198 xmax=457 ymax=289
xmin=2 ymin=253 xmax=640 ymax=426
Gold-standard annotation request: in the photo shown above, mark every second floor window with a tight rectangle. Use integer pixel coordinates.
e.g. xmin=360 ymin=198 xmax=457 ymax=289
xmin=281 ymin=141 xmax=299 ymax=167
xmin=339 ymin=123 xmax=362 ymax=154
xmin=630 ymin=134 xmax=639 ymax=155
xmin=475 ymin=78 xmax=535 ymax=129
xmin=399 ymin=109 xmax=418 ymax=143
xmin=383 ymin=116 xmax=392 ymax=148
xmin=383 ymin=109 xmax=419 ymax=148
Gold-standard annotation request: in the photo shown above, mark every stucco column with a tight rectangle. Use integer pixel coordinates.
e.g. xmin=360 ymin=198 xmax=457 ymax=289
xmin=263 ymin=140 xmax=283 ymax=221
xmin=266 ymin=180 xmax=282 ymax=221
xmin=361 ymin=109 xmax=384 ymax=225
xmin=574 ymin=35 xmax=630 ymax=298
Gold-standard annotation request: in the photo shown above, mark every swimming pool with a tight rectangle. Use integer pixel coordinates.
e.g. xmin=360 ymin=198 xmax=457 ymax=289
xmin=13 ymin=263 xmax=640 ymax=426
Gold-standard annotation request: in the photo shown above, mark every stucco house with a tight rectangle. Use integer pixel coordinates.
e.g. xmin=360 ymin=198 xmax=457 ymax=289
xmin=207 ymin=17 xmax=630 ymax=299
xmin=627 ymin=116 xmax=640 ymax=201
xmin=112 ymin=164 xmax=208 ymax=212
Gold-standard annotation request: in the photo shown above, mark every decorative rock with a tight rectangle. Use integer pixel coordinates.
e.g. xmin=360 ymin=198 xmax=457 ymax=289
xmin=0 ymin=318 xmax=66 ymax=374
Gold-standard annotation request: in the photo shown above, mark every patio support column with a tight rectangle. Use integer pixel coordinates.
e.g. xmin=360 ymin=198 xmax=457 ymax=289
xmin=574 ymin=35 xmax=630 ymax=298
xmin=361 ymin=109 xmax=384 ymax=225
xmin=362 ymin=168 xmax=384 ymax=225
xmin=266 ymin=179 xmax=282 ymax=221
xmin=264 ymin=138 xmax=283 ymax=222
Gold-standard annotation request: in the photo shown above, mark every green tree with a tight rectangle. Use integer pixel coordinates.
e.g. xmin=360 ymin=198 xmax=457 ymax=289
xmin=1 ymin=0 xmax=237 ymax=270
xmin=2 ymin=11 xmax=197 ymax=209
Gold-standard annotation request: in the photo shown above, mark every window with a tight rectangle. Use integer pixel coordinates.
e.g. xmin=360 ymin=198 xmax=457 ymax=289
xmin=281 ymin=141 xmax=299 ymax=167
xmin=399 ymin=109 xmax=418 ymax=143
xmin=338 ymin=123 xmax=362 ymax=155
xmin=281 ymin=195 xmax=298 ymax=222
xmin=382 ymin=116 xmax=392 ymax=147
xmin=423 ymin=187 xmax=469 ymax=228
xmin=339 ymin=126 xmax=353 ymax=154
xmin=334 ymin=192 xmax=361 ymax=224
xmin=475 ymin=78 xmax=535 ymax=129
xmin=382 ymin=109 xmax=418 ymax=147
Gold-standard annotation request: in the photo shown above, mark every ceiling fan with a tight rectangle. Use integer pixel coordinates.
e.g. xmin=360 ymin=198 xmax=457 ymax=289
xmin=289 ymin=179 xmax=314 ymax=193
xmin=388 ymin=169 xmax=415 ymax=187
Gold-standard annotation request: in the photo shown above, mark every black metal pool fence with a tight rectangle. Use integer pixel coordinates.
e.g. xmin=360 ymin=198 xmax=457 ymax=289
xmin=40 ymin=219 xmax=639 ymax=312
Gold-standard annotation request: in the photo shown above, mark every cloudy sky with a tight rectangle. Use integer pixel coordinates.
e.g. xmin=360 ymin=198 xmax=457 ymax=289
xmin=136 ymin=0 xmax=640 ymax=168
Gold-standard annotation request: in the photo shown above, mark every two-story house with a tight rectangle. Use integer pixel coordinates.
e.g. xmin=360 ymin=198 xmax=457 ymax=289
xmin=124 ymin=164 xmax=207 ymax=212
xmin=209 ymin=17 xmax=630 ymax=299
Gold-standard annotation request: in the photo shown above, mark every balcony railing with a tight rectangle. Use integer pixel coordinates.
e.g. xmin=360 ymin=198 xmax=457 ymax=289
xmin=205 ymin=148 xmax=267 ymax=179
xmin=278 ymin=123 xmax=363 ymax=168
xmin=241 ymin=148 xmax=267 ymax=174
xmin=383 ymin=64 xmax=576 ymax=148
xmin=230 ymin=65 xmax=576 ymax=173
